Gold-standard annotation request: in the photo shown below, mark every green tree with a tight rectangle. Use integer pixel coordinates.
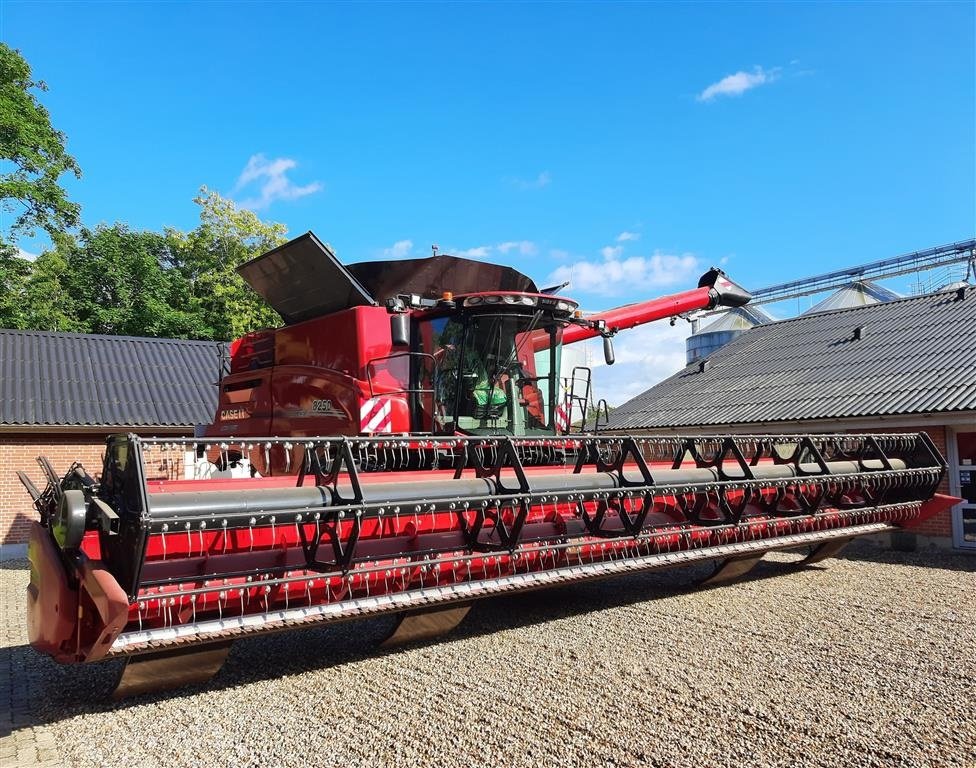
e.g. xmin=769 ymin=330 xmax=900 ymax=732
xmin=57 ymin=224 xmax=198 ymax=338
xmin=0 ymin=243 xmax=32 ymax=327
xmin=0 ymin=44 xmax=81 ymax=245
xmin=26 ymin=225 xmax=198 ymax=337
xmin=167 ymin=188 xmax=285 ymax=340
xmin=20 ymin=242 xmax=85 ymax=332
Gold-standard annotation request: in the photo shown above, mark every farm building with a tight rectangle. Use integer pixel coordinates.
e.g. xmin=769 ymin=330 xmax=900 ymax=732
xmin=0 ymin=329 xmax=222 ymax=546
xmin=608 ymin=284 xmax=976 ymax=551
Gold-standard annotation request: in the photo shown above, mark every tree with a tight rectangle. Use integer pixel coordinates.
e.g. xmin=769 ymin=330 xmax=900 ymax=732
xmin=20 ymin=243 xmax=85 ymax=332
xmin=0 ymin=243 xmax=32 ymax=327
xmin=167 ymin=188 xmax=285 ymax=340
xmin=14 ymin=226 xmax=198 ymax=336
xmin=49 ymin=225 xmax=199 ymax=337
xmin=0 ymin=44 xmax=81 ymax=245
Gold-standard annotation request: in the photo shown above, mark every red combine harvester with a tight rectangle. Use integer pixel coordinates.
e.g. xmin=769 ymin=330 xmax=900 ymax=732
xmin=19 ymin=233 xmax=955 ymax=697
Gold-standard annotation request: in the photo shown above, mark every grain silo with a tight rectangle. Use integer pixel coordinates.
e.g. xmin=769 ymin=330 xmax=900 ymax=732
xmin=685 ymin=305 xmax=773 ymax=364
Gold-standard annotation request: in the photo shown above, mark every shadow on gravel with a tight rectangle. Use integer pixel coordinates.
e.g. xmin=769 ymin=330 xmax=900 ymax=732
xmin=4 ymin=554 xmax=828 ymax=733
xmin=833 ymin=539 xmax=976 ymax=572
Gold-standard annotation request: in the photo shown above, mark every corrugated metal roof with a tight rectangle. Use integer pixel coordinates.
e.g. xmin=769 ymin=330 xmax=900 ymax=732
xmin=0 ymin=329 xmax=224 ymax=427
xmin=608 ymin=285 xmax=976 ymax=430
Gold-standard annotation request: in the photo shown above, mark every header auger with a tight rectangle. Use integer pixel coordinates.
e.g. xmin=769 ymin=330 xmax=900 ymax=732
xmin=16 ymin=232 xmax=957 ymax=698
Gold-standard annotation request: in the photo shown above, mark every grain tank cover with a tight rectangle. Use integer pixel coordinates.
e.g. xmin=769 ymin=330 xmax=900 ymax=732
xmin=237 ymin=232 xmax=377 ymax=324
xmin=346 ymin=255 xmax=538 ymax=303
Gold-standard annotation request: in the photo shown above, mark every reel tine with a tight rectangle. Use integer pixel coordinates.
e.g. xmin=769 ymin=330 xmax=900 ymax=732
xmin=35 ymin=456 xmax=63 ymax=501
xmin=17 ymin=471 xmax=42 ymax=504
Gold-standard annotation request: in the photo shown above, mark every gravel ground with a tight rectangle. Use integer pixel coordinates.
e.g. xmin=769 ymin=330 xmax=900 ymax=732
xmin=2 ymin=542 xmax=974 ymax=768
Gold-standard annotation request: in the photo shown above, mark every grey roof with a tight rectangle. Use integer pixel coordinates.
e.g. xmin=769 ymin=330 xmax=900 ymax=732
xmin=608 ymin=285 xmax=976 ymax=430
xmin=0 ymin=329 xmax=223 ymax=428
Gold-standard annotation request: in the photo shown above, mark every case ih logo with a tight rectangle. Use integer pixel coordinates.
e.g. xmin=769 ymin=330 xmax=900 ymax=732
xmin=360 ymin=397 xmax=393 ymax=433
xmin=220 ymin=408 xmax=249 ymax=421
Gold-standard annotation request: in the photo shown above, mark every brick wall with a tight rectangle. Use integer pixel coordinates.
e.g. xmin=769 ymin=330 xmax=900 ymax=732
xmin=1 ymin=432 xmax=193 ymax=545
xmin=850 ymin=425 xmax=953 ymax=538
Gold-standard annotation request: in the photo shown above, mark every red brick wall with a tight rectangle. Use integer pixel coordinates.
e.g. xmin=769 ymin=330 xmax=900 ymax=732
xmin=1 ymin=432 xmax=192 ymax=545
xmin=850 ymin=425 xmax=953 ymax=538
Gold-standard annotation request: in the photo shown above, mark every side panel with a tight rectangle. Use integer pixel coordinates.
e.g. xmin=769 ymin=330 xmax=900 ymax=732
xmin=27 ymin=522 xmax=78 ymax=662
xmin=208 ymin=369 xmax=274 ymax=437
xmin=270 ymin=365 xmax=362 ymax=437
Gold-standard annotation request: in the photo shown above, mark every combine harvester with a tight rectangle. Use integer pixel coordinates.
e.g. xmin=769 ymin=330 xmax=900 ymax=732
xmin=19 ymin=233 xmax=954 ymax=697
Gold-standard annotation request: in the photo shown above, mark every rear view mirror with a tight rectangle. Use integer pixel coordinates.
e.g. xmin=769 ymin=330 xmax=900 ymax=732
xmin=603 ymin=336 xmax=615 ymax=366
xmin=390 ymin=313 xmax=410 ymax=347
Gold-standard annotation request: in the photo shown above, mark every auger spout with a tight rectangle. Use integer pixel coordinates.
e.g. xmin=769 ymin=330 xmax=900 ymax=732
xmin=561 ymin=268 xmax=752 ymax=346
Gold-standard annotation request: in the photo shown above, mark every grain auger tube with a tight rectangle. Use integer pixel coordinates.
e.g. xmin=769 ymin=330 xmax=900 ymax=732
xmin=22 ymin=431 xmax=956 ymax=697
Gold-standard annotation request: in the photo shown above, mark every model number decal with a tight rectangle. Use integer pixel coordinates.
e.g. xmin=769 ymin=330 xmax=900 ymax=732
xmin=284 ymin=400 xmax=347 ymax=419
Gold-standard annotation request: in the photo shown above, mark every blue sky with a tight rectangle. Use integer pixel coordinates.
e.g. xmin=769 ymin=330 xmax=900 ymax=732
xmin=3 ymin=1 xmax=974 ymax=403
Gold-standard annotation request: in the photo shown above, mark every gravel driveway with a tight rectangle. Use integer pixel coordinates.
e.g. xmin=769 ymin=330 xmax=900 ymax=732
xmin=2 ymin=542 xmax=974 ymax=768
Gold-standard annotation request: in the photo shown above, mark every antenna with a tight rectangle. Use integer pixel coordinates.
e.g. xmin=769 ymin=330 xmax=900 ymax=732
xmin=431 ymin=244 xmax=439 ymax=257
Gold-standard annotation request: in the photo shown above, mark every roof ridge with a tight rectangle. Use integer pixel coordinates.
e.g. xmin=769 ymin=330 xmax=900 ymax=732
xmin=749 ymin=284 xmax=972 ymax=328
xmin=0 ymin=327 xmax=228 ymax=346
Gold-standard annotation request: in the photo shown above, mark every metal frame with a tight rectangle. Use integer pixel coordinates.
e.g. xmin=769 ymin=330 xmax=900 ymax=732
xmin=86 ymin=432 xmax=947 ymax=599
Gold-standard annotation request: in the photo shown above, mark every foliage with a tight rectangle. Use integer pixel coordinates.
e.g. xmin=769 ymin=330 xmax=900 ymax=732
xmin=46 ymin=226 xmax=200 ymax=336
xmin=0 ymin=44 xmax=81 ymax=245
xmin=166 ymin=188 xmax=285 ymax=340
xmin=0 ymin=48 xmax=287 ymax=340
xmin=0 ymin=242 xmax=32 ymax=327
xmin=1 ymin=189 xmax=287 ymax=341
xmin=19 ymin=243 xmax=84 ymax=332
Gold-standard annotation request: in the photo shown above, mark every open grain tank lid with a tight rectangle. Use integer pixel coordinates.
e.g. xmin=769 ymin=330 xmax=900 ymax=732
xmin=236 ymin=232 xmax=377 ymax=324
xmin=238 ymin=231 xmax=538 ymax=324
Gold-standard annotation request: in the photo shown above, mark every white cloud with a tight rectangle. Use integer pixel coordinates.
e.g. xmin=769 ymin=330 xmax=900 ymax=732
xmin=600 ymin=245 xmax=623 ymax=260
xmin=232 ymin=153 xmax=322 ymax=210
xmin=547 ymin=250 xmax=699 ymax=297
xmin=382 ymin=239 xmax=414 ymax=259
xmin=561 ymin=321 xmax=691 ymax=406
xmin=511 ymin=171 xmax=551 ymax=190
xmin=17 ymin=248 xmax=39 ymax=261
xmin=497 ymin=240 xmax=538 ymax=256
xmin=616 ymin=231 xmax=640 ymax=242
xmin=697 ymin=66 xmax=779 ymax=102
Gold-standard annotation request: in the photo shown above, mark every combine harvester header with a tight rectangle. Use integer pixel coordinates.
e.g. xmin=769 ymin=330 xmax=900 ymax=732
xmin=17 ymin=232 xmax=957 ymax=697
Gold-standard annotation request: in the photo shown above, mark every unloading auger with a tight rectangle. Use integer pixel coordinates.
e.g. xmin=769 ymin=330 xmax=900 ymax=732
xmin=24 ymin=431 xmax=951 ymax=697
